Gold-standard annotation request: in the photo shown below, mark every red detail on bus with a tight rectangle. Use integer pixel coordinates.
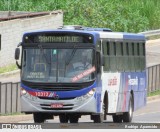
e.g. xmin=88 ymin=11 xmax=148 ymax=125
xmin=72 ymin=66 xmax=96 ymax=82
xmin=108 ymin=77 xmax=117 ymax=86
xmin=28 ymin=91 xmax=57 ymax=98
xmin=51 ymin=103 xmax=63 ymax=108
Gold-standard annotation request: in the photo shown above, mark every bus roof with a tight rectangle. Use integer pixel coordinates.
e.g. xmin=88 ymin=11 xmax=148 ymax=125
xmin=99 ymin=32 xmax=145 ymax=41
xmin=23 ymin=29 xmax=100 ymax=36
xmin=23 ymin=29 xmax=145 ymax=41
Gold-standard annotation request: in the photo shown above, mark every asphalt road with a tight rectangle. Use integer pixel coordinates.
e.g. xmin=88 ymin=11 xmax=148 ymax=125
xmin=146 ymin=39 xmax=160 ymax=67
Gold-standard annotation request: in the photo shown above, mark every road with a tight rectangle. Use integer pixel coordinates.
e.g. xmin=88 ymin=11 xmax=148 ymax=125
xmin=18 ymin=98 xmax=160 ymax=128
xmin=146 ymin=39 xmax=160 ymax=67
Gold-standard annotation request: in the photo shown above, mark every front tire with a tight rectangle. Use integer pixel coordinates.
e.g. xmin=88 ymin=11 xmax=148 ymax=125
xmin=69 ymin=116 xmax=79 ymax=123
xmin=92 ymin=114 xmax=104 ymax=123
xmin=59 ymin=114 xmax=69 ymax=123
xmin=112 ymin=115 xmax=123 ymax=123
xmin=33 ymin=113 xmax=53 ymax=123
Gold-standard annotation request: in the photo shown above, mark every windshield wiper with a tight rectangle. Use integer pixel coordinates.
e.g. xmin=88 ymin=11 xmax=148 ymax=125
xmin=63 ymin=46 xmax=77 ymax=77
xmin=38 ymin=45 xmax=51 ymax=64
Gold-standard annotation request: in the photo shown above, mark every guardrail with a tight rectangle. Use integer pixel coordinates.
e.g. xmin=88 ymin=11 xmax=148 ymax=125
xmin=147 ymin=64 xmax=160 ymax=93
xmin=0 ymin=82 xmax=21 ymax=114
xmin=139 ymin=29 xmax=160 ymax=38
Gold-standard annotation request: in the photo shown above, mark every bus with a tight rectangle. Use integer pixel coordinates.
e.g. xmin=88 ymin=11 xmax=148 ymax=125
xmin=15 ymin=25 xmax=147 ymax=123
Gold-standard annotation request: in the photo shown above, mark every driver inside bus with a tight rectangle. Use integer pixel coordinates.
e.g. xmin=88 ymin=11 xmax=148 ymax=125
xmin=66 ymin=52 xmax=91 ymax=73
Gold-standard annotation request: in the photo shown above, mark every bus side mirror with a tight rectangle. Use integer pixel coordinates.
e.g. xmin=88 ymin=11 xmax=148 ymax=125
xmin=15 ymin=48 xmax=20 ymax=60
xmin=15 ymin=48 xmax=21 ymax=69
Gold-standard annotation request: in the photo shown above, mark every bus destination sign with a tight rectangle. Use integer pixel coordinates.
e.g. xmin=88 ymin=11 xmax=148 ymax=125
xmin=37 ymin=36 xmax=82 ymax=43
xmin=24 ymin=33 xmax=93 ymax=43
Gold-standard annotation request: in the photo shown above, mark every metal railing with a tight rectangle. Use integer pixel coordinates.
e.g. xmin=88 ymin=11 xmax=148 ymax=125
xmin=139 ymin=29 xmax=160 ymax=38
xmin=147 ymin=64 xmax=160 ymax=93
xmin=0 ymin=82 xmax=21 ymax=114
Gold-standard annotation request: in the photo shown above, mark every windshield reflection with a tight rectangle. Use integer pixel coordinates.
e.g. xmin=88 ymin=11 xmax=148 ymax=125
xmin=22 ymin=48 xmax=95 ymax=83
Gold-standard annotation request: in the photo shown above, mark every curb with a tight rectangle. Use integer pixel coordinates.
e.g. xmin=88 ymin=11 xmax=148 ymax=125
xmin=147 ymin=95 xmax=160 ymax=102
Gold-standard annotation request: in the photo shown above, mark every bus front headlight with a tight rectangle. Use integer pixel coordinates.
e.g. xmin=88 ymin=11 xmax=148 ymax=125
xmin=76 ymin=88 xmax=95 ymax=101
xmin=21 ymin=88 xmax=38 ymax=101
xmin=21 ymin=88 xmax=27 ymax=95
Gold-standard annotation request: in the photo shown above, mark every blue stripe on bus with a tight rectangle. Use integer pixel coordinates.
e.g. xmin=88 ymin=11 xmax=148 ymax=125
xmin=21 ymin=81 xmax=97 ymax=98
xmin=123 ymin=33 xmax=145 ymax=40
xmin=121 ymin=72 xmax=146 ymax=111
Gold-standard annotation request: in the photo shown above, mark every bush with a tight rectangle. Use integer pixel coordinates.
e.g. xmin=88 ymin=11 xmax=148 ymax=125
xmin=0 ymin=0 xmax=159 ymax=32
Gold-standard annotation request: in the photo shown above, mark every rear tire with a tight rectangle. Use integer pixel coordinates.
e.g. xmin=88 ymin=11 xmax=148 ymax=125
xmin=123 ymin=95 xmax=133 ymax=122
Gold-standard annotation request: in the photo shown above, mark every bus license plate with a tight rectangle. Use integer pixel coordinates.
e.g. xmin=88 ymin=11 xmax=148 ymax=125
xmin=51 ymin=103 xmax=63 ymax=108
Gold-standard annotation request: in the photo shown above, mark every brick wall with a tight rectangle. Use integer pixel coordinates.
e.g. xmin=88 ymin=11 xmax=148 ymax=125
xmin=0 ymin=11 xmax=63 ymax=67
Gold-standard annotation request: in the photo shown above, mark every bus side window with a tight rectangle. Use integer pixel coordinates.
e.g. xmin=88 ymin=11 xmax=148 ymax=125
xmin=123 ymin=42 xmax=129 ymax=72
xmin=103 ymin=41 xmax=110 ymax=71
xmin=110 ymin=42 xmax=116 ymax=71
xmin=139 ymin=42 xmax=145 ymax=71
xmin=116 ymin=42 xmax=123 ymax=71
xmin=134 ymin=43 xmax=140 ymax=71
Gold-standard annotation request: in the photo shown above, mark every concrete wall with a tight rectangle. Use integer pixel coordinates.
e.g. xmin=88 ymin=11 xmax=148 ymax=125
xmin=0 ymin=11 xmax=32 ymax=18
xmin=0 ymin=11 xmax=63 ymax=67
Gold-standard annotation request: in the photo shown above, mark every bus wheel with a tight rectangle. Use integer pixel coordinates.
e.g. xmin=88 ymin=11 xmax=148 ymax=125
xmin=33 ymin=113 xmax=46 ymax=123
xmin=112 ymin=115 xmax=123 ymax=123
xmin=92 ymin=114 xmax=103 ymax=123
xmin=59 ymin=114 xmax=69 ymax=123
xmin=123 ymin=95 xmax=133 ymax=122
xmin=69 ymin=115 xmax=79 ymax=123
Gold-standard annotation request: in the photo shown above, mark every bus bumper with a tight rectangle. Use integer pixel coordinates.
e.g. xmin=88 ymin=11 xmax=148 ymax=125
xmin=21 ymin=93 xmax=97 ymax=114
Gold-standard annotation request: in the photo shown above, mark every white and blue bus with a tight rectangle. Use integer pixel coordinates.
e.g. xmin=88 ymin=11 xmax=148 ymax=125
xmin=15 ymin=26 xmax=147 ymax=123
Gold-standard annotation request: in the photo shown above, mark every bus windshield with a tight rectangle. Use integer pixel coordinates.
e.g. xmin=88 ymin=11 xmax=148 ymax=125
xmin=22 ymin=48 xmax=96 ymax=83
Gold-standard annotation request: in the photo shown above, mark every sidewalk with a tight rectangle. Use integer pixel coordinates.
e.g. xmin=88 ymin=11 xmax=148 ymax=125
xmin=0 ymin=70 xmax=20 ymax=83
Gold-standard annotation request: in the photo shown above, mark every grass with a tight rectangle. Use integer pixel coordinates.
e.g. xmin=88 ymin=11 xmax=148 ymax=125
xmin=148 ymin=90 xmax=160 ymax=97
xmin=0 ymin=64 xmax=18 ymax=74
xmin=0 ymin=0 xmax=160 ymax=32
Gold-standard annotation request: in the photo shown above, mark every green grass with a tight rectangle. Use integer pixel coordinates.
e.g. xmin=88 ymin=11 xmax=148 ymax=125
xmin=0 ymin=64 xmax=18 ymax=74
xmin=0 ymin=0 xmax=159 ymax=32
xmin=148 ymin=90 xmax=160 ymax=97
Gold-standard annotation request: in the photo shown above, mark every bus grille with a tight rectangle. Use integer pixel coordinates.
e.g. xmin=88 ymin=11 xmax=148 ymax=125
xmin=42 ymin=108 xmax=73 ymax=110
